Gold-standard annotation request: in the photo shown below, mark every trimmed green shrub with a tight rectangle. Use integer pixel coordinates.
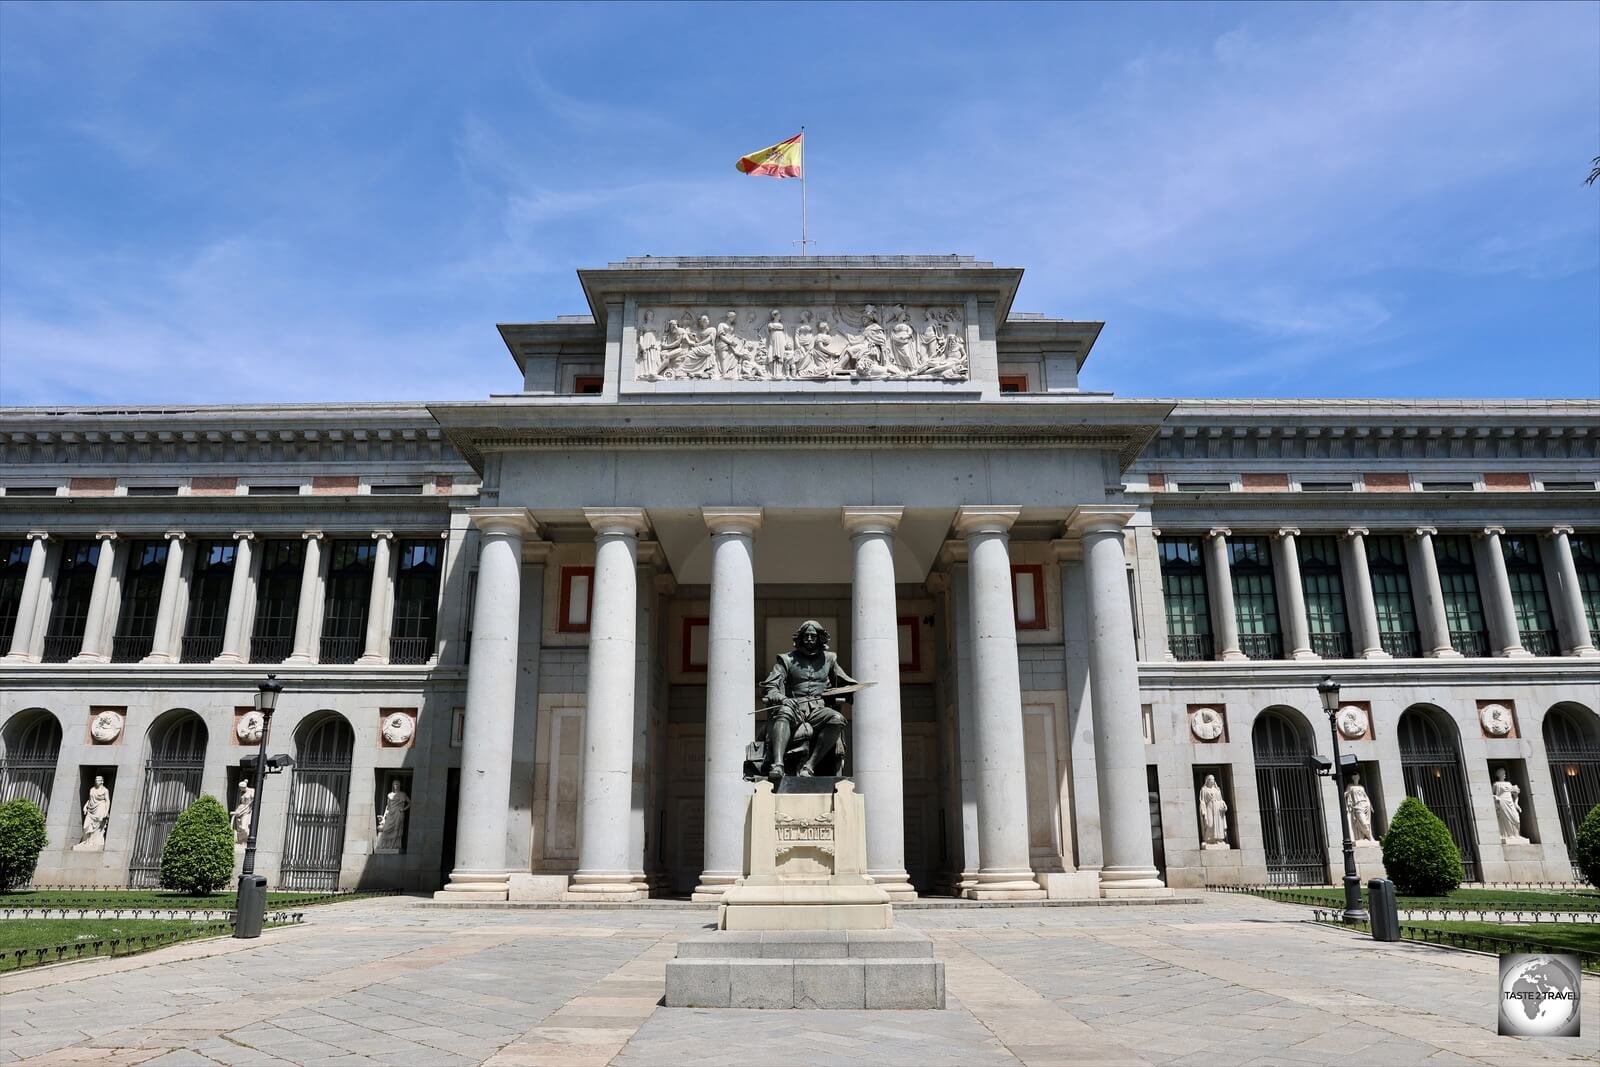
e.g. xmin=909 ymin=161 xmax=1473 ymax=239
xmin=1381 ymin=796 xmax=1464 ymax=896
xmin=1574 ymin=803 xmax=1600 ymax=889
xmin=0 ymin=797 xmax=48 ymax=890
xmin=159 ymin=795 xmax=235 ymax=895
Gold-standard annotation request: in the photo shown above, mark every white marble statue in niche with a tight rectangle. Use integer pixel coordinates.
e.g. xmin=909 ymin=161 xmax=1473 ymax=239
xmin=1491 ymin=768 xmax=1528 ymax=844
xmin=231 ymin=780 xmax=254 ymax=845
xmin=1198 ymin=774 xmax=1229 ymax=848
xmin=375 ymin=779 xmax=410 ymax=854
xmin=1344 ymin=773 xmax=1377 ymax=844
xmin=635 ymin=303 xmax=968 ymax=382
xmin=73 ymin=776 xmax=112 ymax=851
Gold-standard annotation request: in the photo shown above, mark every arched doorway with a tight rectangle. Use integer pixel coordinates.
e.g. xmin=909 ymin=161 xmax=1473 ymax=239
xmin=0 ymin=710 xmax=63 ymax=815
xmin=279 ymin=713 xmax=354 ymax=891
xmin=1397 ymin=706 xmax=1480 ymax=881
xmin=1544 ymin=704 xmax=1600 ymax=881
xmin=129 ymin=711 xmax=208 ymax=887
xmin=1252 ymin=708 xmax=1329 ymax=885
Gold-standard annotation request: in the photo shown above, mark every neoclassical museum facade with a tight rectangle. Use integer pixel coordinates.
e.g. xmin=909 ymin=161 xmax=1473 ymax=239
xmin=2 ymin=256 xmax=1597 ymax=899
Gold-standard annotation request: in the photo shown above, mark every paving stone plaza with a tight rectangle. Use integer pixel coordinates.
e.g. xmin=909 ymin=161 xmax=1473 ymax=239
xmin=2 ymin=893 xmax=1596 ymax=1067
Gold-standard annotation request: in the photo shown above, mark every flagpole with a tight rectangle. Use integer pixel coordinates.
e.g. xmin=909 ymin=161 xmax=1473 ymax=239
xmin=800 ymin=126 xmax=808 ymax=257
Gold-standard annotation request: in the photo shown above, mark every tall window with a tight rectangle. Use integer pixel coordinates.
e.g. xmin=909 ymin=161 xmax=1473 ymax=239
xmin=1502 ymin=535 xmax=1556 ymax=655
xmin=1298 ymin=536 xmax=1350 ymax=658
xmin=1366 ymin=535 xmax=1420 ymax=657
xmin=1574 ymin=535 xmax=1600 ymax=636
xmin=320 ymin=539 xmax=375 ymax=664
xmin=1158 ymin=538 xmax=1213 ymax=661
xmin=43 ymin=540 xmax=99 ymax=663
xmin=390 ymin=540 xmax=442 ymax=664
xmin=182 ymin=541 xmax=236 ymax=662
xmin=251 ymin=540 xmax=305 ymax=663
xmin=1228 ymin=537 xmax=1281 ymax=660
xmin=111 ymin=540 xmax=167 ymax=663
xmin=0 ymin=540 xmax=31 ymax=650
xmin=1433 ymin=535 xmax=1487 ymax=656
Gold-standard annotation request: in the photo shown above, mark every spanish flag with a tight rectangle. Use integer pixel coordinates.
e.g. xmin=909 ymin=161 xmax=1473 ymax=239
xmin=735 ymin=133 xmax=803 ymax=178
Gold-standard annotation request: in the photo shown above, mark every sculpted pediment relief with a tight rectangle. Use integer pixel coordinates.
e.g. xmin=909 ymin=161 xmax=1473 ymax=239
xmin=635 ymin=303 xmax=969 ymax=382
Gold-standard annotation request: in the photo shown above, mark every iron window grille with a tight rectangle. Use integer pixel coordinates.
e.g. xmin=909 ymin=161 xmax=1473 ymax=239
xmin=1308 ymin=631 xmax=1352 ymax=658
xmin=180 ymin=541 xmax=235 ymax=663
xmin=1158 ymin=538 xmax=1213 ymax=661
xmin=319 ymin=540 xmax=375 ymax=664
xmin=0 ymin=540 xmax=32 ymax=650
xmin=1448 ymin=629 xmax=1489 ymax=657
xmin=1573 ymin=536 xmax=1600 ymax=637
xmin=42 ymin=540 xmax=100 ymax=663
xmin=110 ymin=540 xmax=167 ymax=663
xmin=250 ymin=540 xmax=305 ymax=664
xmin=1544 ymin=708 xmax=1600 ymax=882
xmin=388 ymin=540 xmax=441 ymax=664
xmin=1502 ymin=535 xmax=1556 ymax=655
xmin=1397 ymin=709 xmax=1481 ymax=882
xmin=1366 ymin=535 xmax=1420 ymax=656
xmin=1298 ymin=535 xmax=1350 ymax=659
xmin=1228 ymin=537 xmax=1282 ymax=660
xmin=0 ymin=712 xmax=62 ymax=817
xmin=1252 ymin=712 xmax=1330 ymax=886
xmin=1432 ymin=535 xmax=1486 ymax=653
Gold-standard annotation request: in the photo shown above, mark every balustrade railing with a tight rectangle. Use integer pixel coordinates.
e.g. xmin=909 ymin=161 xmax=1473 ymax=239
xmin=180 ymin=635 xmax=224 ymax=663
xmin=318 ymin=636 xmax=362 ymax=664
xmin=1448 ymin=629 xmax=1489 ymax=657
xmin=1168 ymin=633 xmax=1214 ymax=662
xmin=109 ymin=634 xmax=153 ymax=663
xmin=39 ymin=634 xmax=80 ymax=663
xmin=388 ymin=636 xmax=434 ymax=665
xmin=1238 ymin=633 xmax=1283 ymax=660
xmin=249 ymin=635 xmax=293 ymax=664
xmin=1520 ymin=628 xmax=1560 ymax=656
xmin=1378 ymin=630 xmax=1421 ymax=658
xmin=1308 ymin=631 xmax=1352 ymax=659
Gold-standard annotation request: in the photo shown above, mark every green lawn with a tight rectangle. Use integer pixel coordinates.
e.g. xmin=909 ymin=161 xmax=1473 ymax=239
xmin=0 ymin=918 xmax=240 ymax=972
xmin=0 ymin=889 xmax=379 ymax=912
xmin=1403 ymin=920 xmax=1600 ymax=965
xmin=1248 ymin=886 xmax=1600 ymax=912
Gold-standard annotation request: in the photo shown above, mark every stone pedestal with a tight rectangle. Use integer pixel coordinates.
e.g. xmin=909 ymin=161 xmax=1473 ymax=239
xmin=665 ymin=929 xmax=944 ymax=1009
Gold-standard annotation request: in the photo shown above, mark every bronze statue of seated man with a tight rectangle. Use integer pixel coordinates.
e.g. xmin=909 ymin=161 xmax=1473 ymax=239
xmin=759 ymin=620 xmax=858 ymax=781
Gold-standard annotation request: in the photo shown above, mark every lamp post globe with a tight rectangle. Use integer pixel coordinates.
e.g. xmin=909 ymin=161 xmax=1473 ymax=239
xmin=1318 ymin=675 xmax=1368 ymax=923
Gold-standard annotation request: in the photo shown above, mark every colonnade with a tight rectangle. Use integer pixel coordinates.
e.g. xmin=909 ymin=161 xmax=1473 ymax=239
xmin=438 ymin=503 xmax=1164 ymax=901
xmin=1192 ymin=526 xmax=1597 ymax=662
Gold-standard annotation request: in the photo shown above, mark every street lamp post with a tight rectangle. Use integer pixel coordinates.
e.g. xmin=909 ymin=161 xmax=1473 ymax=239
xmin=234 ymin=674 xmax=282 ymax=938
xmin=1318 ymin=675 xmax=1368 ymax=924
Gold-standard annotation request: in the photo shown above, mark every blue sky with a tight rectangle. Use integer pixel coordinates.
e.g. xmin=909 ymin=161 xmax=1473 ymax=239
xmin=1 ymin=1 xmax=1596 ymax=406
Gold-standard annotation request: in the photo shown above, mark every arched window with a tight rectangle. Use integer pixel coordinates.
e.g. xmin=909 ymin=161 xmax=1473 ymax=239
xmin=280 ymin=714 xmax=354 ymax=891
xmin=0 ymin=710 xmax=63 ymax=815
xmin=1397 ymin=706 xmax=1479 ymax=881
xmin=1544 ymin=704 xmax=1600 ymax=880
xmin=129 ymin=711 xmax=208 ymax=887
xmin=1251 ymin=709 xmax=1328 ymax=885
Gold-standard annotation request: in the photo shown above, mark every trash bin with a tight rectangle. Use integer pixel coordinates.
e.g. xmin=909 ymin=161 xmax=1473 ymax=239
xmin=234 ymin=874 xmax=268 ymax=939
xmin=1368 ymin=878 xmax=1399 ymax=942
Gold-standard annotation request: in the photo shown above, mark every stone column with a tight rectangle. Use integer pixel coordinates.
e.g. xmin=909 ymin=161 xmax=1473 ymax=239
xmin=69 ymin=531 xmax=119 ymax=663
xmin=629 ymin=545 xmax=665 ymax=893
xmin=953 ymin=506 xmax=1044 ymax=900
xmin=693 ymin=508 xmax=761 ymax=902
xmin=1548 ymin=527 xmax=1598 ymax=657
xmin=3 ymin=532 xmax=50 ymax=662
xmin=357 ymin=530 xmax=396 ymax=664
xmin=844 ymin=506 xmax=915 ymax=900
xmin=569 ymin=507 xmax=650 ymax=900
xmin=1409 ymin=527 xmax=1460 ymax=658
xmin=1272 ymin=528 xmax=1314 ymax=660
xmin=284 ymin=531 xmax=325 ymax=664
xmin=1339 ymin=528 xmax=1389 ymax=659
xmin=1203 ymin=528 xmax=1245 ymax=661
xmin=142 ymin=531 xmax=188 ymax=663
xmin=436 ymin=507 xmax=538 ymax=901
xmin=1477 ymin=526 xmax=1530 ymax=658
xmin=214 ymin=532 xmax=257 ymax=663
xmin=1054 ymin=538 xmax=1103 ymax=871
xmin=948 ymin=554 xmax=983 ymax=889
xmin=1068 ymin=506 xmax=1168 ymax=898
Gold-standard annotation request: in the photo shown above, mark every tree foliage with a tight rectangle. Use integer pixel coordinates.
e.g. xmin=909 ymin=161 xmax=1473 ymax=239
xmin=1381 ymin=796 xmax=1464 ymax=896
xmin=0 ymin=798 xmax=48 ymax=890
xmin=159 ymin=795 xmax=235 ymax=895
xmin=1574 ymin=803 xmax=1600 ymax=888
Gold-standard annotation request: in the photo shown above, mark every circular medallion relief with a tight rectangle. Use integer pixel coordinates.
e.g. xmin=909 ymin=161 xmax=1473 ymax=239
xmin=381 ymin=712 xmax=415 ymax=746
xmin=1190 ymin=707 xmax=1225 ymax=742
xmin=1335 ymin=705 xmax=1369 ymax=741
xmin=235 ymin=711 xmax=265 ymax=745
xmin=89 ymin=710 xmax=124 ymax=744
xmin=1479 ymin=703 xmax=1513 ymax=738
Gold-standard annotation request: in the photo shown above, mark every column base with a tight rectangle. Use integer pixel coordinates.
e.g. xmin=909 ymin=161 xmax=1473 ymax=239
xmin=433 ymin=870 xmax=510 ymax=902
xmin=1288 ymin=648 xmax=1318 ymax=661
xmin=868 ymin=872 xmax=918 ymax=902
xmin=963 ymin=869 xmax=1044 ymax=901
xmin=212 ymin=651 xmax=244 ymax=664
xmin=1 ymin=652 xmax=39 ymax=664
xmin=1360 ymin=648 xmax=1392 ymax=660
xmin=1500 ymin=648 xmax=1533 ymax=659
xmin=1098 ymin=866 xmax=1171 ymax=899
xmin=564 ymin=873 xmax=647 ymax=901
xmin=283 ymin=653 xmax=314 ymax=665
xmin=68 ymin=652 xmax=108 ymax=664
xmin=355 ymin=652 xmax=386 ymax=665
xmin=1572 ymin=646 xmax=1600 ymax=658
xmin=1219 ymin=650 xmax=1248 ymax=662
xmin=1429 ymin=647 xmax=1463 ymax=659
xmin=141 ymin=653 xmax=175 ymax=665
xmin=691 ymin=872 xmax=739 ymax=902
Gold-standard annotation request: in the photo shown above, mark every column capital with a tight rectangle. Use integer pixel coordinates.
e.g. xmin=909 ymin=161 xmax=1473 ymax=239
xmin=468 ymin=507 xmax=538 ymax=539
xmin=26 ymin=530 xmax=49 ymax=543
xmin=1344 ymin=527 xmax=1369 ymax=539
xmin=1206 ymin=526 xmax=1231 ymax=540
xmin=1275 ymin=527 xmax=1300 ymax=539
xmin=521 ymin=540 xmax=553 ymax=565
xmin=232 ymin=529 xmax=256 ymax=542
xmin=162 ymin=530 xmax=186 ymax=542
xmin=953 ymin=506 xmax=1021 ymax=537
xmin=1550 ymin=525 xmax=1575 ymax=537
xmin=1413 ymin=526 xmax=1438 ymax=538
xmin=302 ymin=529 xmax=325 ymax=541
xmin=1480 ymin=525 xmax=1507 ymax=538
xmin=583 ymin=507 xmax=650 ymax=539
xmin=1051 ymin=538 xmax=1084 ymax=562
xmin=842 ymin=506 xmax=903 ymax=536
xmin=1066 ymin=504 xmax=1137 ymax=538
xmin=702 ymin=506 xmax=763 ymax=536
xmin=95 ymin=530 xmax=118 ymax=542
xmin=371 ymin=529 xmax=395 ymax=542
